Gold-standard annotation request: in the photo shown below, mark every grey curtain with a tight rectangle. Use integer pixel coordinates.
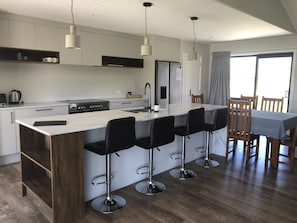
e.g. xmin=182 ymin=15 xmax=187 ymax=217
xmin=208 ymin=51 xmax=231 ymax=105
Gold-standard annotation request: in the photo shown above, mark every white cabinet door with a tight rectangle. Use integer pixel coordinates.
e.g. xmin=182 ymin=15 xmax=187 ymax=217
xmin=100 ymin=34 xmax=117 ymax=57
xmin=36 ymin=24 xmax=59 ymax=51
xmin=117 ymin=37 xmax=142 ymax=58
xmin=59 ymin=28 xmax=82 ymax=65
xmin=9 ymin=20 xmax=36 ymax=49
xmin=81 ymin=31 xmax=102 ymax=66
xmin=0 ymin=18 xmax=10 ymax=47
xmin=0 ymin=109 xmax=17 ymax=156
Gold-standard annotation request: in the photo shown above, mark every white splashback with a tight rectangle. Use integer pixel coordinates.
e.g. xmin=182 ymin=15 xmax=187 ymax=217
xmin=0 ymin=62 xmax=142 ymax=102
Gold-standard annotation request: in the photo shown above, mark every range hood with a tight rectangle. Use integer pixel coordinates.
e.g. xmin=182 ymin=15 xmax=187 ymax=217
xmin=102 ymin=56 xmax=143 ymax=68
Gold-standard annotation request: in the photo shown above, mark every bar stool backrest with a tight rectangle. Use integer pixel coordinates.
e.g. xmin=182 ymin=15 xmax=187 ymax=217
xmin=106 ymin=117 xmax=136 ymax=153
xmin=150 ymin=116 xmax=175 ymax=148
xmin=187 ymin=108 xmax=205 ymax=135
xmin=212 ymin=107 xmax=228 ymax=131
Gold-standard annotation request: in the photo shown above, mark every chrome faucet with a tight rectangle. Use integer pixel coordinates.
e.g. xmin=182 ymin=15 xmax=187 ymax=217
xmin=144 ymin=82 xmax=151 ymax=110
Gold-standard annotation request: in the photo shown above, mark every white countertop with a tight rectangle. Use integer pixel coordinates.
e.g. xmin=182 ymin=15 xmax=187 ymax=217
xmin=16 ymin=103 xmax=225 ymax=136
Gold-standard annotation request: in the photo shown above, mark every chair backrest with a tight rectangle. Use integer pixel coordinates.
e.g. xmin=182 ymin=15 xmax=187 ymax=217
xmin=187 ymin=108 xmax=205 ymax=135
xmin=213 ymin=107 xmax=228 ymax=131
xmin=106 ymin=117 xmax=136 ymax=153
xmin=227 ymin=99 xmax=252 ymax=141
xmin=151 ymin=116 xmax=175 ymax=148
xmin=191 ymin=93 xmax=204 ymax=104
xmin=240 ymin=95 xmax=258 ymax=109
xmin=261 ymin=96 xmax=284 ymax=112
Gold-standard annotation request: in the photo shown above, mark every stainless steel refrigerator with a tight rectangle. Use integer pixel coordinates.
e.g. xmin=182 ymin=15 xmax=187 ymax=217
xmin=155 ymin=60 xmax=182 ymax=107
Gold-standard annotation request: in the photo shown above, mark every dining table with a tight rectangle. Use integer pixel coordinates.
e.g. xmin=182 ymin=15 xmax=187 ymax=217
xmin=251 ymin=109 xmax=297 ymax=168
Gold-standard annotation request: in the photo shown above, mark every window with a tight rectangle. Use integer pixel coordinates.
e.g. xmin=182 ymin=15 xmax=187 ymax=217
xmin=230 ymin=53 xmax=293 ymax=111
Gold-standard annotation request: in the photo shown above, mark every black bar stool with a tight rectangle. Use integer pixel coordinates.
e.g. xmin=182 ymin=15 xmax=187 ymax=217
xmin=196 ymin=107 xmax=227 ymax=168
xmin=135 ymin=116 xmax=175 ymax=195
xmin=85 ymin=117 xmax=135 ymax=214
xmin=169 ymin=108 xmax=204 ymax=180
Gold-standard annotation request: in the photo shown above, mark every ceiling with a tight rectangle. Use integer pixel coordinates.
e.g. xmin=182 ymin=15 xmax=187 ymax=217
xmin=1 ymin=0 xmax=297 ymax=43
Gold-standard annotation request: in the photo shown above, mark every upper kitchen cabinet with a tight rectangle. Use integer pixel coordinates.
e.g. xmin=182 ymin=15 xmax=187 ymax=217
xmin=154 ymin=36 xmax=180 ymax=62
xmin=81 ymin=31 xmax=102 ymax=66
xmin=9 ymin=20 xmax=36 ymax=49
xmin=36 ymin=24 xmax=59 ymax=51
xmin=100 ymin=34 xmax=118 ymax=57
xmin=0 ymin=19 xmax=10 ymax=47
xmin=117 ymin=37 xmax=142 ymax=59
xmin=59 ymin=28 xmax=82 ymax=65
xmin=81 ymin=32 xmax=142 ymax=66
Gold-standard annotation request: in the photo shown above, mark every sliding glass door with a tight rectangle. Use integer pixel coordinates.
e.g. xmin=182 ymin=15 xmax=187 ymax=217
xmin=230 ymin=53 xmax=293 ymax=111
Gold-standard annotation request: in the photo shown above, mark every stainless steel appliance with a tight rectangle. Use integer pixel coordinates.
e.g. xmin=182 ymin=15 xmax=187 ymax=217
xmin=155 ymin=61 xmax=182 ymax=107
xmin=8 ymin=90 xmax=22 ymax=104
xmin=0 ymin=93 xmax=6 ymax=107
xmin=62 ymin=99 xmax=109 ymax=114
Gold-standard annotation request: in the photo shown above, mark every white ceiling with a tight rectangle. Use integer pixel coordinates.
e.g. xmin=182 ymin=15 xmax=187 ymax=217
xmin=0 ymin=0 xmax=296 ymax=43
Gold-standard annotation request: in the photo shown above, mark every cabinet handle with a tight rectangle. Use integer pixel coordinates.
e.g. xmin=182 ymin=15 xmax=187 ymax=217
xmin=35 ymin=108 xmax=53 ymax=112
xmin=121 ymin=102 xmax=132 ymax=105
xmin=10 ymin=111 xmax=15 ymax=124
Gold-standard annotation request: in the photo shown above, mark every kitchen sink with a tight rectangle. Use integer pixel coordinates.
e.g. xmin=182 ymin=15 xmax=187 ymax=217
xmin=124 ymin=108 xmax=152 ymax=113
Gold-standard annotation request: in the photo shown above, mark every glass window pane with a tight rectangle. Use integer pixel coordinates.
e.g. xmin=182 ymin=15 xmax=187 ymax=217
xmin=230 ymin=56 xmax=256 ymax=97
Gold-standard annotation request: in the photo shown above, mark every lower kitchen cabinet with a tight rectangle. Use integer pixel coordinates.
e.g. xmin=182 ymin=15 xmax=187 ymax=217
xmin=0 ymin=104 xmax=68 ymax=163
xmin=0 ymin=109 xmax=18 ymax=156
xmin=109 ymin=98 xmax=149 ymax=109
xmin=20 ymin=125 xmax=85 ymax=223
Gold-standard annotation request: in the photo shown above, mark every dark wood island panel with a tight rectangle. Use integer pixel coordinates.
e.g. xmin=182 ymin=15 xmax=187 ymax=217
xmin=19 ymin=125 xmax=85 ymax=223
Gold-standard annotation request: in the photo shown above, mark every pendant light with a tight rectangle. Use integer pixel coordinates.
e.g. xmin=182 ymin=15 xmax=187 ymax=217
xmin=141 ymin=2 xmax=152 ymax=56
xmin=188 ymin=16 xmax=198 ymax=61
xmin=65 ymin=0 xmax=80 ymax=49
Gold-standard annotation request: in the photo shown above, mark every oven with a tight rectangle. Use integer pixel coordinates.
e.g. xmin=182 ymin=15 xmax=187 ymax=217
xmin=62 ymin=99 xmax=109 ymax=114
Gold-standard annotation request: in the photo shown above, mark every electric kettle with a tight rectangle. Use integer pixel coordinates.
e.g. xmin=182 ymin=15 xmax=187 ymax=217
xmin=8 ymin=90 xmax=22 ymax=104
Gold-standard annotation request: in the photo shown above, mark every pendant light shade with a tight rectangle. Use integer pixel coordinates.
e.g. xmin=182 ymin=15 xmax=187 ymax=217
xmin=65 ymin=0 xmax=80 ymax=49
xmin=141 ymin=37 xmax=152 ymax=56
xmin=188 ymin=16 xmax=198 ymax=61
xmin=141 ymin=2 xmax=152 ymax=56
xmin=65 ymin=24 xmax=80 ymax=49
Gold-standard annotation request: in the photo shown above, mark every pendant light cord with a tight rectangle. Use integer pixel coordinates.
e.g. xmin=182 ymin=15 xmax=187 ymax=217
xmin=192 ymin=19 xmax=197 ymax=49
xmin=71 ymin=0 xmax=75 ymax=25
xmin=144 ymin=6 xmax=148 ymax=37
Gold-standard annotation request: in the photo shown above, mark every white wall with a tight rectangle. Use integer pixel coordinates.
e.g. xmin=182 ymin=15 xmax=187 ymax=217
xmin=210 ymin=34 xmax=297 ymax=112
xmin=0 ymin=62 xmax=142 ymax=102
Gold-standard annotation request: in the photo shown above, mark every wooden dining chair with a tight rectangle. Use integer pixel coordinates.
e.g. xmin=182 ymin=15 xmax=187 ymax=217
xmin=240 ymin=95 xmax=258 ymax=109
xmin=225 ymin=99 xmax=260 ymax=166
xmin=265 ymin=126 xmax=297 ymax=170
xmin=261 ymin=96 xmax=284 ymax=112
xmin=191 ymin=93 xmax=204 ymax=104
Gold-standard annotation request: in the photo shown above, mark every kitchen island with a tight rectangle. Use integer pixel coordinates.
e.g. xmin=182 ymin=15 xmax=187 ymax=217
xmin=16 ymin=103 xmax=225 ymax=223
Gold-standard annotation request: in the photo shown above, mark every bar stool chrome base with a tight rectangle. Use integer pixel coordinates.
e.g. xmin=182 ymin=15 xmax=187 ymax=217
xmin=90 ymin=195 xmax=126 ymax=214
xmin=169 ymin=168 xmax=197 ymax=180
xmin=135 ymin=181 xmax=166 ymax=195
xmin=195 ymin=158 xmax=220 ymax=168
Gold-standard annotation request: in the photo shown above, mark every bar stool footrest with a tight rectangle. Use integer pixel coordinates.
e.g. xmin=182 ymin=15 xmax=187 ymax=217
xmin=135 ymin=181 xmax=166 ymax=195
xmin=195 ymin=158 xmax=220 ymax=168
xmin=90 ymin=194 xmax=126 ymax=214
xmin=169 ymin=168 xmax=197 ymax=180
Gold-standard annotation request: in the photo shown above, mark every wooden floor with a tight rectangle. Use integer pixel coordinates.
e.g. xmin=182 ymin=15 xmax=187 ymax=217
xmin=1 ymin=143 xmax=297 ymax=223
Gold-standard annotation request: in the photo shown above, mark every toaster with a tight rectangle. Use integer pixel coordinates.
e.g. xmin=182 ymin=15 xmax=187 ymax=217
xmin=0 ymin=93 xmax=7 ymax=106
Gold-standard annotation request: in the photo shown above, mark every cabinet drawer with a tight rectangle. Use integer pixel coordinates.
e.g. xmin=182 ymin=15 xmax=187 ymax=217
xmin=16 ymin=105 xmax=68 ymax=119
